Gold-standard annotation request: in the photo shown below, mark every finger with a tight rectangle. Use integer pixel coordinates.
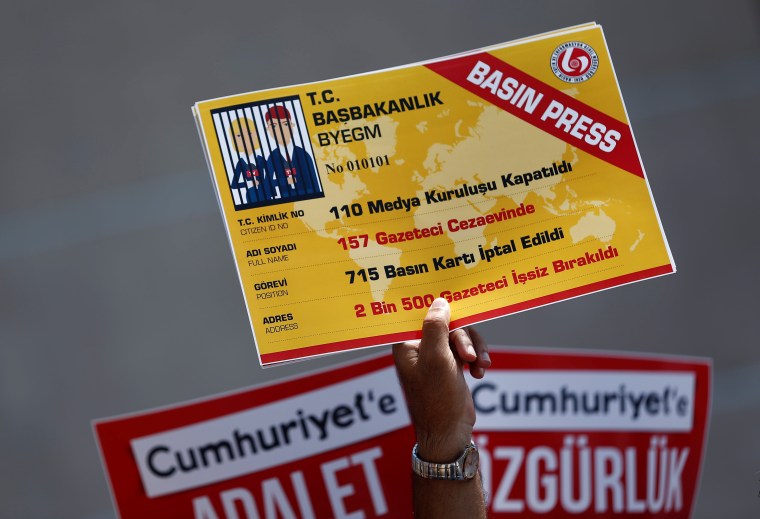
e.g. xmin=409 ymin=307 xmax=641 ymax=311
xmin=468 ymin=327 xmax=491 ymax=369
xmin=464 ymin=327 xmax=490 ymax=379
xmin=469 ymin=364 xmax=486 ymax=379
xmin=449 ymin=327 xmax=477 ymax=363
xmin=419 ymin=298 xmax=451 ymax=360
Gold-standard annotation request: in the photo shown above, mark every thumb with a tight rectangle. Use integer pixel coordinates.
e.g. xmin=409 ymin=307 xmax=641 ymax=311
xmin=419 ymin=298 xmax=451 ymax=359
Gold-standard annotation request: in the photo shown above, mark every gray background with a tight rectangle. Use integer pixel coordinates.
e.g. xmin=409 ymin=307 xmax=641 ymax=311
xmin=1 ymin=1 xmax=758 ymax=518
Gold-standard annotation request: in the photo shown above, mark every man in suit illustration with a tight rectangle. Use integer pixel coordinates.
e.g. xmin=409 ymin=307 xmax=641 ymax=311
xmin=264 ymin=105 xmax=321 ymax=200
xmin=229 ymin=117 xmax=271 ymax=206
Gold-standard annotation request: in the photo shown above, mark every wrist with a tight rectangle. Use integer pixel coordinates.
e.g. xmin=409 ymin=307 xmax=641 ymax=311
xmin=416 ymin=426 xmax=473 ymax=463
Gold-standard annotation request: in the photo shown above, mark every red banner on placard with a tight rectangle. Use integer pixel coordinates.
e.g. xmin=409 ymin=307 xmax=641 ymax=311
xmin=94 ymin=355 xmax=413 ymax=518
xmin=469 ymin=350 xmax=711 ymax=518
xmin=425 ymin=52 xmax=645 ymax=178
xmin=94 ymin=348 xmax=709 ymax=518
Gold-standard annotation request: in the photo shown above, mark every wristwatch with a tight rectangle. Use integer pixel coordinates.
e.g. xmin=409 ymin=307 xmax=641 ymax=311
xmin=412 ymin=440 xmax=479 ymax=480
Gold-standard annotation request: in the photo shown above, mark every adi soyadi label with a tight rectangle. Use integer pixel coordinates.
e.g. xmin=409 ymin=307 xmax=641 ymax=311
xmin=193 ymin=23 xmax=674 ymax=365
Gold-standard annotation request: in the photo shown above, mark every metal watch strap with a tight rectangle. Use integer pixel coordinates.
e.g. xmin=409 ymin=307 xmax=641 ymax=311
xmin=411 ymin=440 xmax=477 ymax=480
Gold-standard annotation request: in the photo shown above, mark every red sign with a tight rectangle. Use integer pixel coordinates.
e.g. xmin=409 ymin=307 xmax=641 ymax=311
xmin=94 ymin=348 xmax=710 ymax=518
xmin=470 ymin=349 xmax=710 ymax=518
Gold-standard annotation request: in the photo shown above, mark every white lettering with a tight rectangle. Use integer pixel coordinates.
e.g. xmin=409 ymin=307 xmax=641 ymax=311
xmin=665 ymin=447 xmax=689 ymax=511
xmin=193 ymin=496 xmax=221 ymax=519
xmin=526 ymin=447 xmax=557 ymax=512
xmin=222 ymin=488 xmax=259 ymax=519
xmin=646 ymin=436 xmax=667 ymax=512
xmin=290 ymin=471 xmax=316 ymax=519
xmin=466 ymin=61 xmax=490 ymax=85
xmin=492 ymin=447 xmax=524 ymax=512
xmin=481 ymin=70 xmax=503 ymax=94
xmin=351 ymin=447 xmax=388 ymax=515
xmin=560 ymin=435 xmax=591 ymax=512
xmin=594 ymin=448 xmax=624 ymax=512
xmin=262 ymin=478 xmax=297 ymax=518
xmin=540 ymin=100 xmax=565 ymax=122
xmin=321 ymin=457 xmax=362 ymax=519
xmin=486 ymin=434 xmax=690 ymax=515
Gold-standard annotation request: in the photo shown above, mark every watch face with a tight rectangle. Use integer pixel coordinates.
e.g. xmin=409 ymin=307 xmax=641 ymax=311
xmin=463 ymin=449 xmax=479 ymax=479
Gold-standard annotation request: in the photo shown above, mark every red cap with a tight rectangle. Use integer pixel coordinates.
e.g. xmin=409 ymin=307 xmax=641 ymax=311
xmin=265 ymin=105 xmax=292 ymax=122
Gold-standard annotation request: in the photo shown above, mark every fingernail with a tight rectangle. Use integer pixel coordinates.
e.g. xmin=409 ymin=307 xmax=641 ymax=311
xmin=482 ymin=351 xmax=491 ymax=363
xmin=430 ymin=298 xmax=448 ymax=310
xmin=467 ymin=346 xmax=476 ymax=358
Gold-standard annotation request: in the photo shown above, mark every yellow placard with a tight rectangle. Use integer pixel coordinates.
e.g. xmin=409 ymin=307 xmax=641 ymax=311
xmin=194 ymin=23 xmax=674 ymax=365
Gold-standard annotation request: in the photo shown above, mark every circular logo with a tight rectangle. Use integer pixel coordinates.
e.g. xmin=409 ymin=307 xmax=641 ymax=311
xmin=550 ymin=41 xmax=599 ymax=83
